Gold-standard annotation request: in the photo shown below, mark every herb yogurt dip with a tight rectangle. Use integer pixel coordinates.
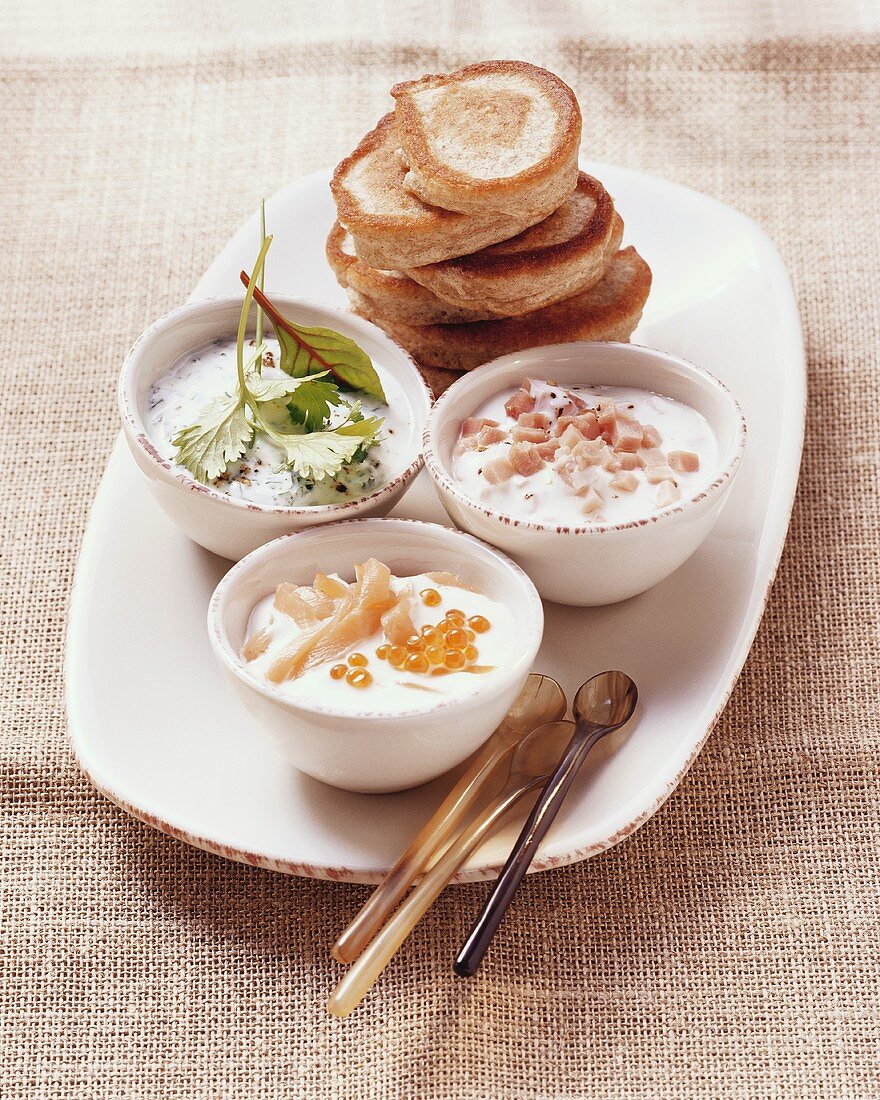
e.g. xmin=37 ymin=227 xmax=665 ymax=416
xmin=147 ymin=335 xmax=407 ymax=507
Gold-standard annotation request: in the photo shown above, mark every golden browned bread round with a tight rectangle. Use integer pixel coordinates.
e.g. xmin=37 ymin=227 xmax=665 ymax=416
xmin=404 ymin=174 xmax=623 ymax=318
xmin=419 ymin=365 xmax=463 ymax=398
xmin=330 ymin=114 xmax=551 ymax=270
xmin=325 ymin=221 xmax=499 ymax=324
xmin=391 ymin=60 xmax=581 ymax=218
xmin=354 ymin=247 xmax=652 ymax=373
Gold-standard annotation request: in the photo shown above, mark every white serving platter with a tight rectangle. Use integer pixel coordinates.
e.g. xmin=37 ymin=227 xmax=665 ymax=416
xmin=66 ymin=164 xmax=805 ymax=882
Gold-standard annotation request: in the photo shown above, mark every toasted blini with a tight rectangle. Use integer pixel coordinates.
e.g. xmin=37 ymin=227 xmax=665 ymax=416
xmin=404 ymin=174 xmax=623 ymax=317
xmin=419 ymin=365 xmax=462 ymax=398
xmin=330 ymin=114 xmax=550 ymax=270
xmin=354 ymin=247 xmax=652 ymax=373
xmin=325 ymin=222 xmax=499 ymax=324
xmin=391 ymin=60 xmax=581 ymax=218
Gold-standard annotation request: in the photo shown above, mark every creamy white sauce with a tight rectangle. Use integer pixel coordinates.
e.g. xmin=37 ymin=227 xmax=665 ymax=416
xmin=147 ymin=337 xmax=408 ymax=507
xmin=453 ymin=383 xmax=718 ymax=525
xmin=244 ymin=574 xmax=517 ymax=714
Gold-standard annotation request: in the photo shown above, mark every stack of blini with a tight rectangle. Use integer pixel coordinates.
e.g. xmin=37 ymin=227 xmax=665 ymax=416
xmin=327 ymin=61 xmax=652 ymax=395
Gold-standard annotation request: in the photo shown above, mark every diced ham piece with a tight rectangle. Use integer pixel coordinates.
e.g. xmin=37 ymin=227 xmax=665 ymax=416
xmin=509 ymin=442 xmax=546 ymax=477
xmin=611 ymin=416 xmax=644 ymax=453
xmin=609 ymin=471 xmax=639 ymax=493
xmin=477 ymin=425 xmax=508 ymax=446
xmin=461 ymin=416 xmax=499 ymax=438
xmin=668 ymin=450 xmax=700 ymax=473
xmin=580 ymin=487 xmax=604 ymax=515
xmin=601 ymin=448 xmax=622 ymax=473
xmin=536 ymin=439 xmax=561 ymax=460
xmin=455 ymin=435 xmax=480 ymax=456
xmin=562 ymin=392 xmax=589 ymax=415
xmin=596 ymin=400 xmax=619 ymax=432
xmin=573 ymin=411 xmax=601 ymax=440
xmin=638 ymin=447 xmax=667 ymax=468
xmin=517 ymin=412 xmax=551 ymax=430
xmin=641 ymin=424 xmax=662 ymax=449
xmin=572 ymin=438 xmax=606 ymax=468
xmin=482 ymin=456 xmax=515 ymax=484
xmin=554 ymin=415 xmax=576 ymax=437
xmin=511 ymin=425 xmax=549 ymax=444
xmin=618 ymin=451 xmax=640 ymax=470
xmin=527 ymin=379 xmax=573 ymax=418
xmin=558 ymin=424 xmax=584 ymax=452
xmin=555 ymin=455 xmax=597 ymax=495
xmin=645 ymin=464 xmax=678 ymax=484
xmin=655 ymin=480 xmax=682 ymax=507
xmin=504 ymin=389 xmax=534 ymax=418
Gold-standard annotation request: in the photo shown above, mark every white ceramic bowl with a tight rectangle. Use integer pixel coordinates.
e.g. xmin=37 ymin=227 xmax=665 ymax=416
xmin=207 ymin=518 xmax=544 ymax=793
xmin=119 ymin=296 xmax=432 ymax=561
xmin=423 ymin=342 xmax=747 ymax=606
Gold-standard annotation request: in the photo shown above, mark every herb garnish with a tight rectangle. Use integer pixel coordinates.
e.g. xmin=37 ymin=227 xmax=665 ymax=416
xmin=172 ymin=233 xmax=385 ymax=486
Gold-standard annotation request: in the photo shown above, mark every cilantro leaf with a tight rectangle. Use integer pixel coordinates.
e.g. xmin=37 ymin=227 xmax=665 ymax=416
xmin=245 ymin=370 xmax=329 ymax=403
xmin=270 ymin=417 xmax=382 ymax=482
xmin=286 ymin=378 xmax=340 ymax=431
xmin=172 ymin=393 xmax=253 ymax=483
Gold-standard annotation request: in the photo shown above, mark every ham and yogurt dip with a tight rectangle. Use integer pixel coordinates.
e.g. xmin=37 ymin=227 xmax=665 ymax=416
xmin=242 ymin=558 xmax=516 ymax=714
xmin=147 ymin=337 xmax=407 ymax=507
xmin=453 ymin=378 xmax=718 ymax=525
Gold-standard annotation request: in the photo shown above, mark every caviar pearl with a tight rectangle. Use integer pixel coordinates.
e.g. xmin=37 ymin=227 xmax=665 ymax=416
xmin=346 ymin=668 xmax=372 ymax=688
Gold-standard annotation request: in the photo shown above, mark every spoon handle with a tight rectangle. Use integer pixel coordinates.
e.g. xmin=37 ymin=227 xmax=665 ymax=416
xmin=454 ymin=723 xmax=606 ymax=978
xmin=332 ymin=743 xmax=503 ymax=963
xmin=328 ymin=788 xmax=524 ymax=1017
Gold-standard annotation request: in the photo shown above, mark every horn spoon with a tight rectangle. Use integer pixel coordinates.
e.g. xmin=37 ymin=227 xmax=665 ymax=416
xmin=454 ymin=670 xmax=638 ymax=978
xmin=332 ymin=673 xmax=566 ymax=964
xmin=328 ymin=718 xmax=576 ymax=1017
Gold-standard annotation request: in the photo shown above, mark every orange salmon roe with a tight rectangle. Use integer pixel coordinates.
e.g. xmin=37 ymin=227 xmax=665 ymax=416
xmin=445 ymin=609 xmax=466 ymax=624
xmin=330 ymin=664 xmax=348 ymax=680
xmin=445 ymin=650 xmax=466 ymax=670
xmin=445 ymin=628 xmax=468 ymax=650
xmin=348 ymin=652 xmax=368 ymax=667
xmin=405 ymin=634 xmax=425 ymax=652
xmin=420 ymin=588 xmax=441 ymax=606
xmin=464 ymin=645 xmax=478 ymax=661
xmin=425 ymin=644 xmax=446 ymax=665
xmin=346 ymin=668 xmax=372 ymax=688
xmin=405 ymin=653 xmax=429 ymax=674
xmin=376 ymin=644 xmax=390 ymax=660
xmin=468 ymin=615 xmax=491 ymax=634
xmin=387 ymin=646 xmax=406 ymax=668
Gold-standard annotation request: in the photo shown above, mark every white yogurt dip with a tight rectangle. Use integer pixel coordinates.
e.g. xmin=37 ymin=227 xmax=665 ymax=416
xmin=244 ymin=572 xmax=517 ymax=714
xmin=147 ymin=336 xmax=408 ymax=507
xmin=452 ymin=379 xmax=718 ymax=525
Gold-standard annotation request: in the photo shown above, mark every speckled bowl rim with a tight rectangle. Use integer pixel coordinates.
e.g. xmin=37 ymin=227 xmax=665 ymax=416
xmin=422 ymin=341 xmax=748 ymax=536
xmin=207 ymin=517 xmax=545 ymax=721
xmin=118 ymin=295 xmax=433 ymax=519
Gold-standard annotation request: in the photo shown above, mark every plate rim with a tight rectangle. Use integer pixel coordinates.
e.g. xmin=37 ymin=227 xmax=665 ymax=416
xmin=65 ymin=163 xmax=806 ymax=883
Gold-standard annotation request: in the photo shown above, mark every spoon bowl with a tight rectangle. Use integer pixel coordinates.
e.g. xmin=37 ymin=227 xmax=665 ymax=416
xmin=574 ymin=670 xmax=639 ymax=730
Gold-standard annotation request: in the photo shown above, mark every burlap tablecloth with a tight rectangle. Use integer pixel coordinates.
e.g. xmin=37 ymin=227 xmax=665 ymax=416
xmin=2 ymin=3 xmax=879 ymax=1096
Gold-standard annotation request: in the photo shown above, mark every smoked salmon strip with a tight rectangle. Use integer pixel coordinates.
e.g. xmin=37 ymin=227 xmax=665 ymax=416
xmin=266 ymin=558 xmax=397 ymax=683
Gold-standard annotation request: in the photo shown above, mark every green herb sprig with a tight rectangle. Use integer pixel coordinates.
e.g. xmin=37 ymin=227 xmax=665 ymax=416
xmin=172 ymin=233 xmax=385 ymax=485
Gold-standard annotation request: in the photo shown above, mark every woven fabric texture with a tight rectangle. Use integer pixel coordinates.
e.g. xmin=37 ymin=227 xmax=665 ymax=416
xmin=2 ymin=12 xmax=879 ymax=1099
